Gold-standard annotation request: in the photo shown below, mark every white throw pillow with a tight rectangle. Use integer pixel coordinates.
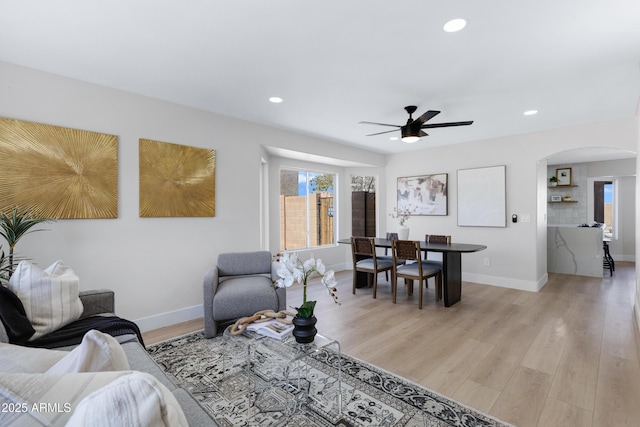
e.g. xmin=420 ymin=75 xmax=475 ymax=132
xmin=0 ymin=371 xmax=131 ymax=426
xmin=8 ymin=260 xmax=84 ymax=340
xmin=47 ymin=330 xmax=129 ymax=374
xmin=0 ymin=371 xmax=188 ymax=427
xmin=0 ymin=343 xmax=68 ymax=373
xmin=0 ymin=330 xmax=129 ymax=374
xmin=67 ymin=372 xmax=188 ymax=427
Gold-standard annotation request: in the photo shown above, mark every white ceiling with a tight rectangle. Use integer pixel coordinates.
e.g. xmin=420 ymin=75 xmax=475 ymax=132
xmin=1 ymin=1 xmax=639 ymax=158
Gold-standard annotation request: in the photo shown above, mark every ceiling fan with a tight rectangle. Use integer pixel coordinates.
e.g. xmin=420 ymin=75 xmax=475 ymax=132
xmin=360 ymin=106 xmax=473 ymax=143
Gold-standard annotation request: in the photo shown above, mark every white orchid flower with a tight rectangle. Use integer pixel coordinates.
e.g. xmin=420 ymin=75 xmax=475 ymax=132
xmin=273 ymin=251 xmax=341 ymax=313
xmin=275 ymin=263 xmax=295 ymax=288
xmin=321 ymin=269 xmax=336 ymax=287
xmin=302 ymin=257 xmax=316 ymax=273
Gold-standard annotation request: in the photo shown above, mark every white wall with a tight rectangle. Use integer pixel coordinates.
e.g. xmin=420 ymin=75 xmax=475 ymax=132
xmin=0 ymin=61 xmax=384 ymax=330
xmin=386 ymin=120 xmax=637 ymax=292
xmin=2 ymin=61 xmax=637 ymax=331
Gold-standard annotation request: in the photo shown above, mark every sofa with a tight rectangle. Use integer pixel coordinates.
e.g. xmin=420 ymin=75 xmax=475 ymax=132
xmin=0 ymin=289 xmax=217 ymax=426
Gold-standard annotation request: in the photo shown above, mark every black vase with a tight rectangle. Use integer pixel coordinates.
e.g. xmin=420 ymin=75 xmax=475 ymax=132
xmin=292 ymin=315 xmax=317 ymax=343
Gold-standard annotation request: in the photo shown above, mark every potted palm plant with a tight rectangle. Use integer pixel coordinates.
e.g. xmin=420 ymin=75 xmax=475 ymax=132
xmin=0 ymin=207 xmax=51 ymax=283
xmin=0 ymin=249 xmax=11 ymax=286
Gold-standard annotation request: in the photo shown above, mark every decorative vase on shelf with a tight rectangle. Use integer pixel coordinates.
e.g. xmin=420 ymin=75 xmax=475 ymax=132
xmin=292 ymin=315 xmax=317 ymax=343
xmin=397 ymin=226 xmax=409 ymax=240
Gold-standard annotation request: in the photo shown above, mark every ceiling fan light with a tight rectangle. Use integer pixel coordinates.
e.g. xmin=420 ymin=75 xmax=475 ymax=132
xmin=444 ymin=19 xmax=467 ymax=32
xmin=401 ymin=126 xmax=421 ymax=143
xmin=401 ymin=136 xmax=420 ymax=143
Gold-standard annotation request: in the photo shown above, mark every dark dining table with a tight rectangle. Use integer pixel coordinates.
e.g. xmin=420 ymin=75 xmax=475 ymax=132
xmin=339 ymin=238 xmax=487 ymax=307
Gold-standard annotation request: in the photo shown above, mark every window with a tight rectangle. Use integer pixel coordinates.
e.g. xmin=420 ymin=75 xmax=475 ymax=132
xmin=594 ymin=180 xmax=614 ymax=238
xmin=279 ymin=169 xmax=335 ymax=250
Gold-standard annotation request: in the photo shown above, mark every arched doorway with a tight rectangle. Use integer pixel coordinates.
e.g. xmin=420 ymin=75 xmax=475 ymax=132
xmin=538 ymin=147 xmax=636 ymax=280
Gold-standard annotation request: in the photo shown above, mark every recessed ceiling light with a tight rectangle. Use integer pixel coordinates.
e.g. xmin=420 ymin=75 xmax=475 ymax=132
xmin=524 ymin=110 xmax=538 ymax=116
xmin=443 ymin=19 xmax=467 ymax=32
xmin=390 ymin=136 xmax=399 ymax=141
xmin=269 ymin=97 xmax=283 ymax=103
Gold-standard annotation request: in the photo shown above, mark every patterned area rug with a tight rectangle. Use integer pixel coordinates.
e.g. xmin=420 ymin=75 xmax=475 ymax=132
xmin=147 ymin=331 xmax=511 ymax=427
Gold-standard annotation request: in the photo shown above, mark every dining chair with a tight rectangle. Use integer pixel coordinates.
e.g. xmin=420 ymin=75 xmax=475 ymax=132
xmin=379 ymin=232 xmax=399 ymax=281
xmin=424 ymin=234 xmax=451 ymax=262
xmin=351 ymin=236 xmax=394 ymax=298
xmin=392 ymin=240 xmax=442 ymax=309
xmin=421 ymin=234 xmax=450 ymax=294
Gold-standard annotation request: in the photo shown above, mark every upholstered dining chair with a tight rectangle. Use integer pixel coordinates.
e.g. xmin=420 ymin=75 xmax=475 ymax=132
xmin=380 ymin=232 xmax=400 ymax=281
xmin=424 ymin=234 xmax=451 ymax=262
xmin=392 ymin=240 xmax=442 ymax=309
xmin=351 ymin=237 xmax=394 ymax=298
xmin=203 ymin=251 xmax=286 ymax=337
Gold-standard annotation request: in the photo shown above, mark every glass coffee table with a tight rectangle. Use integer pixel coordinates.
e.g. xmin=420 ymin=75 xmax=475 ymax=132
xmin=222 ymin=326 xmax=342 ymax=422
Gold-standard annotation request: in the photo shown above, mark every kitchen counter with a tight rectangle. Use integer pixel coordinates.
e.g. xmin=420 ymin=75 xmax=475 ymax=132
xmin=547 ymin=226 xmax=604 ymax=277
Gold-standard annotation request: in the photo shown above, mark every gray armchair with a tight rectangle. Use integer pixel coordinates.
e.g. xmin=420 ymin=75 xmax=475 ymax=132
xmin=203 ymin=251 xmax=286 ymax=338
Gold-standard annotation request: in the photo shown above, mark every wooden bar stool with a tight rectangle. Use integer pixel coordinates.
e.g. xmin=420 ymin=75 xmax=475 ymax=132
xmin=603 ymin=241 xmax=614 ymax=276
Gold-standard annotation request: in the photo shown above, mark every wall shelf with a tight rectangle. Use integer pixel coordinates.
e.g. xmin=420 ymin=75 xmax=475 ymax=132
xmin=548 ymin=200 xmax=578 ymax=203
xmin=548 ymin=185 xmax=578 ymax=188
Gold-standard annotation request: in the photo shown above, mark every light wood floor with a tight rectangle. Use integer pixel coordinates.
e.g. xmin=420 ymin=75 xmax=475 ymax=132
xmin=142 ymin=262 xmax=640 ymax=427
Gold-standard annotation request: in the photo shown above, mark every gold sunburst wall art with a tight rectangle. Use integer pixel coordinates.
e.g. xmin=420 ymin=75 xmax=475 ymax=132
xmin=0 ymin=117 xmax=118 ymax=219
xmin=139 ymin=139 xmax=216 ymax=217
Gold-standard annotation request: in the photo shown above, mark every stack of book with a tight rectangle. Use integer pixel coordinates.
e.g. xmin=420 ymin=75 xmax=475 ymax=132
xmin=246 ymin=319 xmax=294 ymax=340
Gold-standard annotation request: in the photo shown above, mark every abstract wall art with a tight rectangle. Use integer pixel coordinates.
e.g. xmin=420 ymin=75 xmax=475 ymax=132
xmin=139 ymin=139 xmax=216 ymax=217
xmin=396 ymin=173 xmax=448 ymax=216
xmin=457 ymin=165 xmax=506 ymax=227
xmin=0 ymin=117 xmax=118 ymax=219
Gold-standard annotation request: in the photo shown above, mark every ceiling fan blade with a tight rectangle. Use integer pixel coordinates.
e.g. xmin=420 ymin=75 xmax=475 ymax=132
xmin=421 ymin=120 xmax=474 ymax=129
xmin=419 ymin=130 xmax=428 ymax=137
xmin=366 ymin=129 xmax=399 ymax=136
xmin=359 ymin=121 xmax=401 ymax=128
xmin=413 ymin=110 xmax=441 ymax=126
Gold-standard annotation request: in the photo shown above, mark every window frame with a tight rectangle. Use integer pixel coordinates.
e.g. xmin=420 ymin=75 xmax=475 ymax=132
xmin=278 ymin=167 xmax=337 ymax=251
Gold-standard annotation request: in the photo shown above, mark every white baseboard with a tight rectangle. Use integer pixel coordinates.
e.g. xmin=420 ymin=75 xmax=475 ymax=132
xmin=134 ymin=304 xmax=204 ymax=333
xmin=340 ymin=263 xmax=545 ymax=293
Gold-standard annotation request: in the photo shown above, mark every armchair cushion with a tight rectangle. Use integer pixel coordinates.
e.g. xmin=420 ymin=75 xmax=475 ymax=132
xmin=212 ymin=276 xmax=279 ymax=320
xmin=217 ymin=251 xmax=272 ymax=276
